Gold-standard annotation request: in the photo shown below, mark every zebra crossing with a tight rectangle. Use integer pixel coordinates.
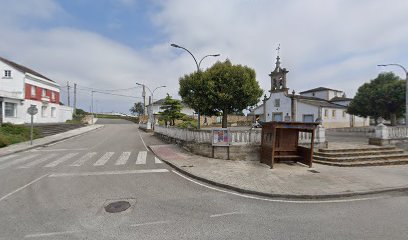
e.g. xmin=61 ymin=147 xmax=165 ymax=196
xmin=0 ymin=151 xmax=164 ymax=170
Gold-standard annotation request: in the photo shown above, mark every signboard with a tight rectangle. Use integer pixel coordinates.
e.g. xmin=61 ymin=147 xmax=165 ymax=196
xmin=212 ymin=128 xmax=229 ymax=146
xmin=27 ymin=106 xmax=38 ymax=115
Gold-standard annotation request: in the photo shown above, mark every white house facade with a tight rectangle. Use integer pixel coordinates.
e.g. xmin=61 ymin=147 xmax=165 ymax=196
xmin=0 ymin=57 xmax=73 ymax=125
xmin=250 ymin=55 xmax=369 ymax=128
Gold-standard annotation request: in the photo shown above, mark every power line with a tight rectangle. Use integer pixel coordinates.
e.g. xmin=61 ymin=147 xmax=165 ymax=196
xmin=76 ymin=85 xmax=140 ymax=92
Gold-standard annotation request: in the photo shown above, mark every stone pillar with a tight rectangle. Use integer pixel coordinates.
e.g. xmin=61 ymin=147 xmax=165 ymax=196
xmin=291 ymin=94 xmax=297 ymax=122
xmin=262 ymin=95 xmax=267 ymax=122
xmin=316 ymin=124 xmax=326 ymax=144
xmin=375 ymin=123 xmax=389 ymax=139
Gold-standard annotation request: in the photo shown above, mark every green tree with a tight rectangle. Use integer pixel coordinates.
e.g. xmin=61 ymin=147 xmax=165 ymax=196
xmin=159 ymin=94 xmax=185 ymax=126
xmin=130 ymin=102 xmax=144 ymax=116
xmin=179 ymin=59 xmax=263 ymax=127
xmin=348 ymin=72 xmax=405 ymax=125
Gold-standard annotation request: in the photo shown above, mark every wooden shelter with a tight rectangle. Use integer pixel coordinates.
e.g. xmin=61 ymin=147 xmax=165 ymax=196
xmin=261 ymin=122 xmax=318 ymax=168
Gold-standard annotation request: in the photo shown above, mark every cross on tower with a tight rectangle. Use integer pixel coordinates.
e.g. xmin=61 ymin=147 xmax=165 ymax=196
xmin=276 ymin=44 xmax=280 ymax=56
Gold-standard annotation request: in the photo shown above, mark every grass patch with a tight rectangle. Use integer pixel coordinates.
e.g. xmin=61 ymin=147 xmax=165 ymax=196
xmin=0 ymin=123 xmax=41 ymax=148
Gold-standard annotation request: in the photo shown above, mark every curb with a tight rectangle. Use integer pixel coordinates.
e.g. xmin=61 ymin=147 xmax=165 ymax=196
xmin=0 ymin=125 xmax=104 ymax=157
xmin=158 ymin=158 xmax=408 ymax=200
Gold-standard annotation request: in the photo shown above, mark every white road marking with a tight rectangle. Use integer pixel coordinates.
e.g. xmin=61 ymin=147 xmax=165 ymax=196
xmin=136 ymin=151 xmax=147 ymax=164
xmin=17 ymin=154 xmax=58 ymax=169
xmin=115 ymin=152 xmax=131 ymax=165
xmin=0 ymin=154 xmax=17 ymax=163
xmin=155 ymin=157 xmax=163 ymax=164
xmin=32 ymin=148 xmax=87 ymax=152
xmin=44 ymin=153 xmax=79 ymax=168
xmin=131 ymin=220 xmax=170 ymax=227
xmin=0 ymin=154 xmax=39 ymax=170
xmin=0 ymin=174 xmax=48 ymax=202
xmin=137 ymin=129 xmax=150 ymax=152
xmin=171 ymin=170 xmax=384 ymax=204
xmin=94 ymin=152 xmax=114 ymax=166
xmin=48 ymin=169 xmax=169 ymax=177
xmin=210 ymin=212 xmax=241 ymax=218
xmin=25 ymin=230 xmax=82 ymax=238
xmin=70 ymin=152 xmax=97 ymax=166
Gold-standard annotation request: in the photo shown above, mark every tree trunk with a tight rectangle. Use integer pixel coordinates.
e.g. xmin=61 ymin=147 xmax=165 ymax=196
xmin=222 ymin=110 xmax=228 ymax=128
xmin=390 ymin=113 xmax=397 ymax=126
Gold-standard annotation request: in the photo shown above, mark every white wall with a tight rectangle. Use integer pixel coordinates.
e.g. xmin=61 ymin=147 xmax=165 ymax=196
xmin=264 ymin=91 xmax=292 ymax=122
xmin=301 ymin=90 xmax=344 ymax=101
xmin=0 ymin=61 xmax=25 ymax=99
xmin=296 ymin=102 xmax=319 ymax=122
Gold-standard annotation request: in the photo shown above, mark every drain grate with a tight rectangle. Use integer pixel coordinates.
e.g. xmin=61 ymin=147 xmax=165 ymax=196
xmin=308 ymin=170 xmax=320 ymax=173
xmin=104 ymin=201 xmax=131 ymax=213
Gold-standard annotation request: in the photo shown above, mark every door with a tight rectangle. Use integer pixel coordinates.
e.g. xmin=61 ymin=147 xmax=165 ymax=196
xmin=302 ymin=114 xmax=314 ymax=123
xmin=272 ymin=112 xmax=283 ymax=122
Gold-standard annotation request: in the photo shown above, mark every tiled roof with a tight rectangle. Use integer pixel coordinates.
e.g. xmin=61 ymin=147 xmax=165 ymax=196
xmin=0 ymin=56 xmax=54 ymax=82
xmin=299 ymin=87 xmax=342 ymax=94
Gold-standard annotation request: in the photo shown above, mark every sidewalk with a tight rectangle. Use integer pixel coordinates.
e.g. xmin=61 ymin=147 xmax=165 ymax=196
xmin=150 ymin=144 xmax=408 ymax=199
xmin=0 ymin=124 xmax=104 ymax=157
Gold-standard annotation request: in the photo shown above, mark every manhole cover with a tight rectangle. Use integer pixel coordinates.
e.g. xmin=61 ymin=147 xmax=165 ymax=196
xmin=308 ymin=170 xmax=320 ymax=173
xmin=104 ymin=201 xmax=131 ymax=213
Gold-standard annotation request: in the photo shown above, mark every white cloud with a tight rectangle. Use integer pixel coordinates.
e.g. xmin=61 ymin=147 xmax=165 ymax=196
xmin=1 ymin=0 xmax=408 ymax=113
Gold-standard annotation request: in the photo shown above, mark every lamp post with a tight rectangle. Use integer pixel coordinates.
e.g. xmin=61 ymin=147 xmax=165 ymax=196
xmin=378 ymin=63 xmax=408 ymax=126
xmin=136 ymin=83 xmax=166 ymax=129
xmin=171 ymin=43 xmax=220 ymax=129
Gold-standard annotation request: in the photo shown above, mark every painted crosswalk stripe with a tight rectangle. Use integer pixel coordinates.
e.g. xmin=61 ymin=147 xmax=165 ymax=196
xmin=70 ymin=152 xmax=97 ymax=166
xmin=18 ymin=154 xmax=58 ymax=169
xmin=0 ymin=154 xmax=39 ymax=170
xmin=155 ymin=157 xmax=163 ymax=164
xmin=115 ymin=152 xmax=131 ymax=165
xmin=135 ymin=151 xmax=147 ymax=164
xmin=44 ymin=153 xmax=79 ymax=168
xmin=94 ymin=152 xmax=115 ymax=166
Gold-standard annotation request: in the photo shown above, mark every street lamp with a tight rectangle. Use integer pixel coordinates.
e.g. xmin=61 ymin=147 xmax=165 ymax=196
xmin=171 ymin=43 xmax=220 ymax=129
xmin=378 ymin=63 xmax=408 ymax=126
xmin=136 ymin=83 xmax=166 ymax=129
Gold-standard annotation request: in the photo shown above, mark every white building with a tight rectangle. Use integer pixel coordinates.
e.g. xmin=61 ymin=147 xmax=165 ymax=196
xmin=250 ymin=55 xmax=369 ymax=128
xmin=0 ymin=56 xmax=73 ymax=124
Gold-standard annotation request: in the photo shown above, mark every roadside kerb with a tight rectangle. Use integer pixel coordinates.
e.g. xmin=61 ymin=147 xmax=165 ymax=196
xmin=0 ymin=125 xmax=104 ymax=157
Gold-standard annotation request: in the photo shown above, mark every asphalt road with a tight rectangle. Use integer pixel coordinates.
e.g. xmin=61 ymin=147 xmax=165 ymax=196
xmin=0 ymin=118 xmax=407 ymax=239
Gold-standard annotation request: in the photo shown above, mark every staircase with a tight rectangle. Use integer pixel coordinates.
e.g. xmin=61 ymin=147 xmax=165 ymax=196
xmin=32 ymin=123 xmax=85 ymax=137
xmin=314 ymin=145 xmax=408 ymax=167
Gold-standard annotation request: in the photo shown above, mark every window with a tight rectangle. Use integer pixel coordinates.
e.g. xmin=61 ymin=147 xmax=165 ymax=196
xmin=31 ymin=86 xmax=36 ymax=97
xmin=5 ymin=102 xmax=17 ymax=117
xmin=51 ymin=92 xmax=55 ymax=100
xmin=332 ymin=110 xmax=336 ymax=117
xmin=4 ymin=70 xmax=11 ymax=78
xmin=274 ymin=99 xmax=280 ymax=107
xmin=312 ymin=93 xmax=315 ymax=96
xmin=324 ymin=109 xmax=328 ymax=117
xmin=41 ymin=106 xmax=47 ymax=117
xmin=272 ymin=112 xmax=283 ymax=122
xmin=51 ymin=107 xmax=56 ymax=118
xmin=42 ymin=89 xmax=46 ymax=97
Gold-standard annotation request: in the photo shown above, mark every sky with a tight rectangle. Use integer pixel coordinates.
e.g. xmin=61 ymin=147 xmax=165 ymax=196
xmin=1 ymin=0 xmax=407 ymax=114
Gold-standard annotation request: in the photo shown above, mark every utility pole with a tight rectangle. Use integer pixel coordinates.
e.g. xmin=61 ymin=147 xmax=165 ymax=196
xmin=73 ymin=83 xmax=77 ymax=114
xmin=142 ymin=85 xmax=146 ymax=115
xmin=67 ymin=81 xmax=71 ymax=107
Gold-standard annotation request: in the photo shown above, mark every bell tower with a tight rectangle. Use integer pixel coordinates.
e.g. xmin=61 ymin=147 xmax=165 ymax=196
xmin=269 ymin=45 xmax=289 ymax=93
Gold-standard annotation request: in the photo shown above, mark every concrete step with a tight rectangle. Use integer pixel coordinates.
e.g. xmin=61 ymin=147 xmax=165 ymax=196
xmin=314 ymin=149 xmax=405 ymax=158
xmin=33 ymin=124 xmax=85 ymax=137
xmin=314 ymin=158 xmax=408 ymax=167
xmin=318 ymin=146 xmax=396 ymax=153
xmin=314 ymin=153 xmax=408 ymax=162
